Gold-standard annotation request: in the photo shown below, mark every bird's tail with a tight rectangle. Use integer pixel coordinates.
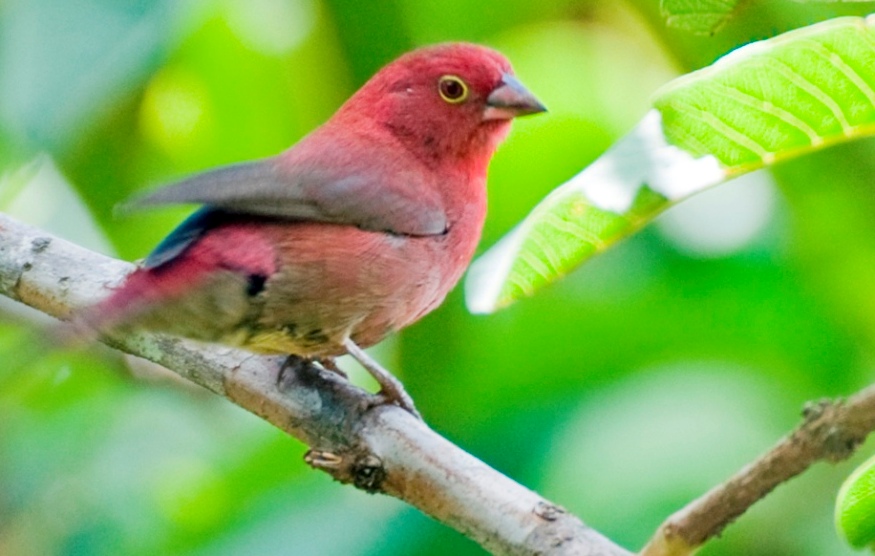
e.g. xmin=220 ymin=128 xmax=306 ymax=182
xmin=3 ymin=269 xmax=159 ymax=377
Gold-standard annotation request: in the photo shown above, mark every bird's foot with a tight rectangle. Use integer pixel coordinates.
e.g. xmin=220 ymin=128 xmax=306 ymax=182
xmin=277 ymin=354 xmax=315 ymax=390
xmin=278 ymin=356 xmax=348 ymax=390
xmin=342 ymin=339 xmax=422 ymax=420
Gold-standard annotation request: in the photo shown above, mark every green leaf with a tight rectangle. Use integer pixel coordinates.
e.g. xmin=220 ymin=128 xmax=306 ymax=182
xmin=656 ymin=16 xmax=875 ymax=168
xmin=661 ymin=0 xmax=744 ymax=35
xmin=467 ymin=15 xmax=875 ymax=314
xmin=837 ymin=453 xmax=875 ymax=549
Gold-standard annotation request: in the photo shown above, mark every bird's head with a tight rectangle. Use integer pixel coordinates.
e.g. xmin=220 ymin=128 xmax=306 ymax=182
xmin=341 ymin=43 xmax=546 ymax=166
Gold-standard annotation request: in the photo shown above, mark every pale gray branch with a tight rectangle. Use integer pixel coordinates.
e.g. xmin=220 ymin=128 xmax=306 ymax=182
xmin=0 ymin=212 xmax=630 ymax=556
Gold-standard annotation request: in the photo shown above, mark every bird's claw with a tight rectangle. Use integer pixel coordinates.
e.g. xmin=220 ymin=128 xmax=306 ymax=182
xmin=278 ymin=346 xmax=422 ymax=420
xmin=343 ymin=339 xmax=422 ymax=420
xmin=374 ymin=383 xmax=421 ymax=420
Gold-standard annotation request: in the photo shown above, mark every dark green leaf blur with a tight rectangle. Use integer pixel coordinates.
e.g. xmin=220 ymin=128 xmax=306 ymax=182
xmin=2 ymin=1 xmax=875 ymax=554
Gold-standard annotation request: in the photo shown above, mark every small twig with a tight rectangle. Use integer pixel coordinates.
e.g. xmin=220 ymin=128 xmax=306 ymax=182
xmin=0 ymin=213 xmax=631 ymax=556
xmin=640 ymin=390 xmax=875 ymax=556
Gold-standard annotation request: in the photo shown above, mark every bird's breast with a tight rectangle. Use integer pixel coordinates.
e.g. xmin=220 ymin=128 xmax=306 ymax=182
xmin=244 ymin=215 xmax=482 ymax=356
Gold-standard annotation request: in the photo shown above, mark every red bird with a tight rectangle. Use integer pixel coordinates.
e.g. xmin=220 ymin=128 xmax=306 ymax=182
xmin=85 ymin=43 xmax=545 ymax=413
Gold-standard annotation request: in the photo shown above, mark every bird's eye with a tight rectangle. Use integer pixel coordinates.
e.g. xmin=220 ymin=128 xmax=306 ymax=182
xmin=438 ymin=75 xmax=469 ymax=104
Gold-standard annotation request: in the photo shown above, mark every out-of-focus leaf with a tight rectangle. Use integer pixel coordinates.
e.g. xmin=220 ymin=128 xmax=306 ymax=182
xmin=321 ymin=0 xmax=412 ymax=85
xmin=64 ymin=1 xmax=351 ymax=261
xmin=1 ymin=156 xmax=113 ymax=254
xmin=466 ymin=15 xmax=875 ymax=314
xmin=397 ymin=0 xmax=578 ymax=45
xmin=836 ymin=453 xmax=875 ymax=549
xmin=187 ymin=478 xmax=405 ymax=556
xmin=0 ymin=0 xmax=193 ymax=154
xmin=774 ymin=139 xmax=875 ymax=347
xmin=661 ymin=0 xmax=744 ymax=35
xmin=542 ymin=365 xmax=791 ymax=548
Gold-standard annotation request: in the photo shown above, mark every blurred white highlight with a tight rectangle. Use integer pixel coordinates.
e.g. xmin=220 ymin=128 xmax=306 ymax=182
xmin=656 ymin=171 xmax=778 ymax=258
xmin=225 ymin=0 xmax=315 ymax=56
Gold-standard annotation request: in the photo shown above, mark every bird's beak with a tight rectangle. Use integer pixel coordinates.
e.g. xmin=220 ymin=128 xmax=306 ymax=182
xmin=483 ymin=73 xmax=547 ymax=121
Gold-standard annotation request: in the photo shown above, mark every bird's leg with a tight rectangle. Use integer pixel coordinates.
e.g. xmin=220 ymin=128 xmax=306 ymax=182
xmin=342 ymin=339 xmax=421 ymax=419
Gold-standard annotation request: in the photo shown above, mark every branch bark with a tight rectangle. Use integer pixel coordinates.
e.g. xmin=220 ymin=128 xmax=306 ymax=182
xmin=640 ymin=393 xmax=875 ymax=556
xmin=0 ymin=212 xmax=631 ymax=556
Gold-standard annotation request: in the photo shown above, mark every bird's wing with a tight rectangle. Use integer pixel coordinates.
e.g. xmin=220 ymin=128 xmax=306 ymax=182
xmin=143 ymin=206 xmax=220 ymax=269
xmin=132 ymin=155 xmax=449 ymax=237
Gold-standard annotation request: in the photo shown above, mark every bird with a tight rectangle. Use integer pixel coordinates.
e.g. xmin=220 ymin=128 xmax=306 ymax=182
xmin=80 ymin=42 xmax=546 ymax=415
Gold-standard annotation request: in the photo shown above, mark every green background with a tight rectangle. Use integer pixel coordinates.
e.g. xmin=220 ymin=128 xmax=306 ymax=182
xmin=3 ymin=1 xmax=875 ymax=554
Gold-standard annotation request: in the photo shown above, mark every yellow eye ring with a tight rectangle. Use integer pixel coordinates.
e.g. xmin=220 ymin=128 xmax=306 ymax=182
xmin=438 ymin=75 xmax=469 ymax=104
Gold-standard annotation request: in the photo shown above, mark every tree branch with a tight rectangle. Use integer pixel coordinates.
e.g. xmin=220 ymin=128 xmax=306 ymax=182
xmin=640 ymin=392 xmax=875 ymax=556
xmin=0 ymin=212 xmax=630 ymax=556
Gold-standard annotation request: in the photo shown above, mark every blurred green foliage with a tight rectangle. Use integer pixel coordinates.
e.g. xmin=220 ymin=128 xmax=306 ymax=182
xmin=2 ymin=1 xmax=875 ymax=555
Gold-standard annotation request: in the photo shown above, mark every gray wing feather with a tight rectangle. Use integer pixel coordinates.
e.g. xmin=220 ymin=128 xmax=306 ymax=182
xmin=131 ymin=158 xmax=447 ymax=236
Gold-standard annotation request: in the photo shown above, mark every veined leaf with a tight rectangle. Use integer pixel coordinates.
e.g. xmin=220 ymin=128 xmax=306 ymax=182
xmin=466 ymin=15 xmax=875 ymax=314
xmin=657 ymin=17 xmax=875 ymax=168
xmin=660 ymin=0 xmax=743 ymax=35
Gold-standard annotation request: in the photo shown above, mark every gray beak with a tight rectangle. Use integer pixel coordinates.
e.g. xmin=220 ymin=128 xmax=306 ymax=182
xmin=483 ymin=73 xmax=547 ymax=121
